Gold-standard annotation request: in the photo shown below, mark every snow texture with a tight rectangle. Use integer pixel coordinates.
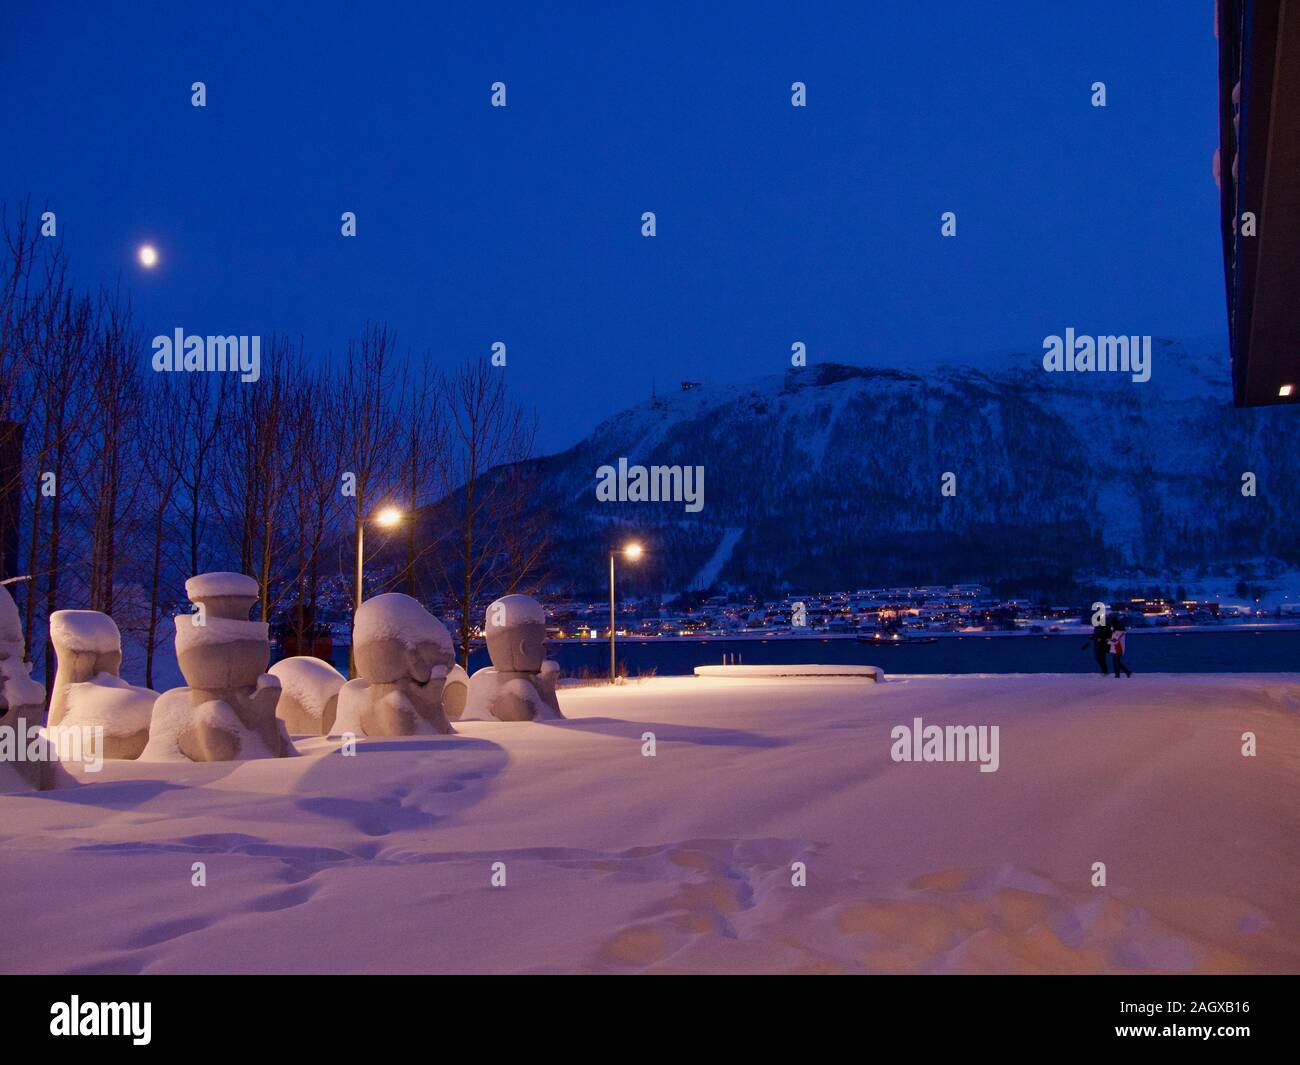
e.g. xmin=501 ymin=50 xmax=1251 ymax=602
xmin=0 ymin=588 xmax=43 ymax=712
xmin=354 ymin=593 xmax=454 ymax=656
xmin=331 ymin=679 xmax=369 ymax=736
xmin=331 ymin=675 xmax=449 ymax=737
xmin=185 ymin=572 xmax=259 ymax=600
xmin=0 ymin=583 xmax=23 ymax=646
xmin=173 ymin=616 xmax=269 ymax=654
xmin=137 ymin=688 xmax=194 ymax=762
xmin=462 ymin=667 xmax=562 ymax=722
xmin=3 ymin=673 xmax=1298 ymax=973
xmin=49 ymin=610 xmax=120 ymax=655
xmin=1 ymin=671 xmax=45 ymax=715
xmin=270 ymin=656 xmax=346 ymax=730
xmin=694 ymin=663 xmax=883 ymax=680
xmin=60 ymin=674 xmax=156 ymax=737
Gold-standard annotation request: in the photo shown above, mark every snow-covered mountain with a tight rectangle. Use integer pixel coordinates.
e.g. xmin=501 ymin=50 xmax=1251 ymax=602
xmin=520 ymin=337 xmax=1300 ymax=597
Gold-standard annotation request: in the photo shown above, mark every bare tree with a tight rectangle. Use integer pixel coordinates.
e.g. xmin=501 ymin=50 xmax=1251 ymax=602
xmin=441 ymin=360 xmax=543 ymax=666
xmin=0 ymin=203 xmax=46 ymax=583
xmin=217 ymin=335 xmax=297 ymax=620
xmin=337 ymin=323 xmax=402 ymax=672
xmin=26 ymin=285 xmax=93 ymax=676
xmin=77 ymin=292 xmax=147 ymax=617
xmin=398 ymin=356 xmax=448 ymax=597
xmin=283 ymin=360 xmax=345 ymax=652
xmin=138 ymin=373 xmax=188 ymax=688
xmin=171 ymin=372 xmax=227 ymax=578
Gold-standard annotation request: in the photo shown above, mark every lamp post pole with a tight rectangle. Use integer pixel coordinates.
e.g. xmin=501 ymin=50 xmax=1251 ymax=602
xmin=608 ymin=543 xmax=644 ymax=683
xmin=350 ymin=506 xmax=403 ymax=679
xmin=609 ymin=551 xmax=617 ymax=683
xmin=351 ymin=515 xmax=365 ymax=678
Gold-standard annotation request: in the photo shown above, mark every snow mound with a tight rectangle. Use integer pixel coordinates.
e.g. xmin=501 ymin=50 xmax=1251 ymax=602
xmin=137 ymin=688 xmax=194 ymax=762
xmin=462 ymin=667 xmax=562 ymax=722
xmin=61 ymin=674 xmax=156 ymax=737
xmin=270 ymin=656 xmax=346 ymax=734
xmin=693 ymin=664 xmax=884 ymax=680
xmin=2 ymin=669 xmax=45 ymax=713
xmin=330 ymin=676 xmax=448 ymax=737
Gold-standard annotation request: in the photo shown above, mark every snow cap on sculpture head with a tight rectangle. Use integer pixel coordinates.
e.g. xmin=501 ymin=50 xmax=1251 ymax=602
xmin=484 ymin=594 xmax=547 ymax=674
xmin=354 ymin=593 xmax=455 ymax=682
xmin=185 ymin=572 xmax=260 ymax=622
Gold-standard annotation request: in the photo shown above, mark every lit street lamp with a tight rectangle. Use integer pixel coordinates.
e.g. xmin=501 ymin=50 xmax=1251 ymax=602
xmin=609 ymin=542 xmax=644 ymax=683
xmin=351 ymin=505 xmax=404 ymax=676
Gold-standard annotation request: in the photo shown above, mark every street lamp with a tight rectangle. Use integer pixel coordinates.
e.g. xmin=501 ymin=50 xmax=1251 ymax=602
xmin=352 ymin=505 xmax=404 ymax=676
xmin=609 ymin=542 xmax=644 ymax=683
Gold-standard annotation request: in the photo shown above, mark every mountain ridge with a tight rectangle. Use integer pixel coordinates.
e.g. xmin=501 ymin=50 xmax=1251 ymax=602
xmin=496 ymin=337 xmax=1299 ymax=598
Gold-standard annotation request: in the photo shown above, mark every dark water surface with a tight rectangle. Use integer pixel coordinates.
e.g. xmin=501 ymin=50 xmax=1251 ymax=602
xmin=538 ymin=630 xmax=1300 ymax=677
xmin=319 ymin=630 xmax=1300 ymax=677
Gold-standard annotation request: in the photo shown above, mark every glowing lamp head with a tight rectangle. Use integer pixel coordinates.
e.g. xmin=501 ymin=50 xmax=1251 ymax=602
xmin=138 ymin=244 xmax=158 ymax=268
xmin=623 ymin=542 xmax=644 ymax=561
xmin=1280 ymin=384 xmax=1294 ymax=398
xmin=374 ymin=507 xmax=403 ymax=528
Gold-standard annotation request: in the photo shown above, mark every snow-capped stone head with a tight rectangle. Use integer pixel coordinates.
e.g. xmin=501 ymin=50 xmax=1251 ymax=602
xmin=47 ymin=610 xmax=127 ymax=730
xmin=484 ymin=594 xmax=547 ymax=674
xmin=0 ymin=584 xmax=45 ymax=758
xmin=185 ymin=571 xmax=260 ymax=621
xmin=50 ymin=610 xmax=123 ymax=674
xmin=0 ymin=583 xmax=23 ymax=650
xmin=353 ymin=593 xmax=454 ymax=684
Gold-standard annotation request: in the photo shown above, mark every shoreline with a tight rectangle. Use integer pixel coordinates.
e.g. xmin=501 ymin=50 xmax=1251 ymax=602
xmin=542 ymin=623 xmax=1300 ymax=644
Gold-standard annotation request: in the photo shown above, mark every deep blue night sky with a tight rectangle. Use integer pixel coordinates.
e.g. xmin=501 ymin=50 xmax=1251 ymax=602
xmin=1 ymin=1 xmax=1225 ymax=453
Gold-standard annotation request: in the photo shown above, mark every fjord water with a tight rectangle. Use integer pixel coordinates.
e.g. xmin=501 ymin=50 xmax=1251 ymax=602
xmin=536 ymin=630 xmax=1300 ymax=677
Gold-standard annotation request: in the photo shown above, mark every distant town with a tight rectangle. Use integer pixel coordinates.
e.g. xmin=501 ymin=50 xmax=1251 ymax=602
xmin=273 ymin=578 xmax=1300 ymax=651
xmin=540 ymin=584 xmax=1300 ymax=642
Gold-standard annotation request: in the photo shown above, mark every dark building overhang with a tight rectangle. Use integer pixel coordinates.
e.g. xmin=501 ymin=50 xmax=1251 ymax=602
xmin=1218 ymin=0 xmax=1300 ymax=406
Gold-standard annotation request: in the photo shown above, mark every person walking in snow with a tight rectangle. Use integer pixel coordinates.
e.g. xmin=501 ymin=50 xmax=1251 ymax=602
xmin=1083 ymin=619 xmax=1113 ymax=675
xmin=1109 ymin=619 xmax=1133 ymax=678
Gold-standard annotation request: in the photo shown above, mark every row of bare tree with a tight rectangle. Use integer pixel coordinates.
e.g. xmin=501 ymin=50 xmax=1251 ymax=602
xmin=0 ymin=205 xmax=548 ymax=689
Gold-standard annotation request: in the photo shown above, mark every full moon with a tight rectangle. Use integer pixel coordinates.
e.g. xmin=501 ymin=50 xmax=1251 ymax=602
xmin=138 ymin=244 xmax=158 ymax=268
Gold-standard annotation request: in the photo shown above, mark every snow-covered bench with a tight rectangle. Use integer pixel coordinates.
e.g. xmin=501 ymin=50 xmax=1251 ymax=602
xmin=693 ymin=664 xmax=884 ymax=681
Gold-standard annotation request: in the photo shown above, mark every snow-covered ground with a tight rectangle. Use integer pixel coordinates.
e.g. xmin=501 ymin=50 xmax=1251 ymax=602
xmin=1 ymin=673 xmax=1297 ymax=974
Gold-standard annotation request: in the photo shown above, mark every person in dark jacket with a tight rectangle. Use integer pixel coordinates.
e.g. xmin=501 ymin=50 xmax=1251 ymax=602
xmin=1109 ymin=619 xmax=1133 ymax=678
xmin=1082 ymin=620 xmax=1113 ymax=675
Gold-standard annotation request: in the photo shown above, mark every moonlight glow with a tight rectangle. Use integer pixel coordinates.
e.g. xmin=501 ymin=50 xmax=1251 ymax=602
xmin=138 ymin=244 xmax=158 ymax=268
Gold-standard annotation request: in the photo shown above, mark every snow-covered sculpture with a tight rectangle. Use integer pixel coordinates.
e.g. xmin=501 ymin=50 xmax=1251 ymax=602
xmin=332 ymin=593 xmax=455 ymax=737
xmin=270 ymin=655 xmax=346 ymax=735
xmin=442 ymin=663 xmax=469 ymax=721
xmin=141 ymin=572 xmax=294 ymax=761
xmin=463 ymin=594 xmax=563 ymax=721
xmin=0 ymin=583 xmax=48 ymax=789
xmin=48 ymin=610 xmax=155 ymax=759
